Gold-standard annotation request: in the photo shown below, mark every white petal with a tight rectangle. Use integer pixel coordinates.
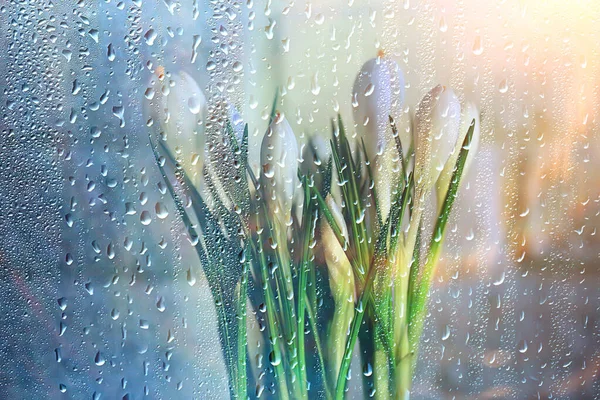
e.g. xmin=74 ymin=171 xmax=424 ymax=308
xmin=414 ymin=85 xmax=461 ymax=193
xmin=260 ymin=114 xmax=299 ymax=220
xmin=352 ymin=56 xmax=405 ymax=162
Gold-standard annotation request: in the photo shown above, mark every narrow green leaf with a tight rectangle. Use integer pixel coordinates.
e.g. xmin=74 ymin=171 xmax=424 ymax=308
xmin=269 ymin=88 xmax=279 ymax=124
xmin=296 ymin=175 xmax=314 ymax=398
xmin=151 ymin=137 xmax=245 ymax=399
xmin=236 ymin=263 xmax=248 ymax=399
xmin=361 ymin=138 xmax=383 ymax=229
xmin=389 ymin=115 xmax=406 ymax=184
xmin=408 ymin=119 xmax=476 ymax=351
xmin=320 ymin=155 xmax=333 ymax=199
xmin=252 ymin=211 xmax=290 ymax=396
xmin=389 ymin=173 xmax=414 ymax=256
xmin=240 ymin=123 xmax=249 ymax=167
xmin=333 ymin=252 xmax=380 ymax=400
xmin=406 ymin=218 xmax=422 ymax=326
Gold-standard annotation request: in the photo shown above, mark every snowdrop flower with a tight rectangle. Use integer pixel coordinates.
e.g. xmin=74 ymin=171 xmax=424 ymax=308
xmin=260 ymin=113 xmax=299 ymax=223
xmin=148 ymin=68 xmax=208 ymax=182
xmin=352 ymin=51 xmax=405 ymax=161
xmin=153 ymin=69 xmax=208 ymax=146
xmin=413 ymin=85 xmax=461 ymax=199
xmin=352 ymin=51 xmax=405 ymax=219
xmin=435 ymin=101 xmax=481 ymax=211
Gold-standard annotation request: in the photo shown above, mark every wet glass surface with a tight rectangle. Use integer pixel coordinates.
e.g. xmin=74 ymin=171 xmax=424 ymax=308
xmin=0 ymin=1 xmax=598 ymax=399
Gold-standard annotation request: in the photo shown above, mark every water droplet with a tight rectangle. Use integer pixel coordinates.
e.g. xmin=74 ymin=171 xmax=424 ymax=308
xmin=57 ymin=298 xmax=68 ymax=311
xmin=107 ymin=242 xmax=115 ymax=259
xmin=262 ymin=163 xmax=275 ymax=178
xmin=265 ymin=19 xmax=276 ymax=40
xmin=439 ymin=16 xmax=448 ymax=32
xmin=311 ymin=72 xmax=321 ymax=95
xmin=498 ymin=79 xmax=508 ymax=93
xmin=144 ymin=29 xmax=157 ymax=45
xmin=518 ymin=340 xmax=528 ymax=353
xmin=442 ymin=325 xmax=451 ymax=341
xmin=472 ymin=36 xmax=483 ymax=55
xmin=94 ymin=351 xmax=106 ymax=366
xmin=155 ymin=202 xmax=169 ymax=219
xmin=156 ymin=297 xmax=166 ymax=312
xmin=187 ymin=269 xmax=196 ymax=286
xmin=112 ymin=106 xmax=125 ymax=127
xmin=191 ymin=35 xmax=201 ymax=63
xmin=107 ymin=43 xmax=116 ymax=61
xmin=188 ymin=96 xmax=202 ymax=115
xmin=493 ymin=271 xmax=506 ymax=286
xmin=140 ymin=211 xmax=152 ymax=225
xmin=269 ymin=350 xmax=281 ymax=366
xmin=144 ymin=87 xmax=155 ymax=100
xmin=206 ymin=61 xmax=217 ymax=71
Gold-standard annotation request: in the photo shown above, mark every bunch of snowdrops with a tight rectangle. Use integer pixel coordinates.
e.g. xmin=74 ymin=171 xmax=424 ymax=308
xmin=148 ymin=52 xmax=479 ymax=399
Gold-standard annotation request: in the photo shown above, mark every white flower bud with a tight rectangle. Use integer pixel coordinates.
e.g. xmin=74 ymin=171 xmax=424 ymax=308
xmin=147 ymin=69 xmax=208 ymax=179
xmin=260 ymin=113 xmax=299 ymax=223
xmin=413 ymin=85 xmax=461 ymax=197
xmin=156 ymin=70 xmax=207 ymax=145
xmin=352 ymin=52 xmax=405 ymax=220
xmin=352 ymin=52 xmax=405 ymax=164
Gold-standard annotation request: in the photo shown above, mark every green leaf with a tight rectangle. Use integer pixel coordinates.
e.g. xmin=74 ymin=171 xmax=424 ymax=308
xmin=330 ymin=116 xmax=369 ymax=278
xmin=361 ymin=138 xmax=383 ymax=230
xmin=408 ymin=119 xmax=476 ymax=352
xmin=389 ymin=173 xmax=414 ymax=256
xmin=389 ymin=115 xmax=406 ymax=184
xmin=240 ymin=123 xmax=249 ymax=168
xmin=151 ymin=137 xmax=246 ymax=399
xmin=296 ymin=175 xmax=315 ymax=398
xmin=406 ymin=218 xmax=422 ymax=326
xmin=320 ymin=155 xmax=333 ymax=199
xmin=235 ymin=261 xmax=248 ymax=399
xmin=333 ymin=251 xmax=381 ymax=400
xmin=269 ymin=88 xmax=279 ymax=124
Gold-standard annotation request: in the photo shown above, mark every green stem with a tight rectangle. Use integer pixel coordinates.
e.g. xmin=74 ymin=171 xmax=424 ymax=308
xmin=296 ymin=179 xmax=315 ymax=399
xmin=255 ymin=219 xmax=290 ymax=398
xmin=248 ymin=164 xmax=300 ymax=398
xmin=408 ymin=120 xmax=475 ymax=362
xmin=306 ymin=298 xmax=333 ymax=400
xmin=395 ymin=345 xmax=412 ymax=400
xmin=236 ymin=268 xmax=248 ymax=399
xmin=373 ymin=345 xmax=390 ymax=399
xmin=273 ymin=227 xmax=304 ymax=398
xmin=334 ymin=257 xmax=379 ymax=400
xmin=258 ymin=198 xmax=302 ymax=398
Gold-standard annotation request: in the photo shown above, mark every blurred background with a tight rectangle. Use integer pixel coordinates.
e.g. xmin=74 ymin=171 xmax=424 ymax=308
xmin=0 ymin=0 xmax=598 ymax=398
